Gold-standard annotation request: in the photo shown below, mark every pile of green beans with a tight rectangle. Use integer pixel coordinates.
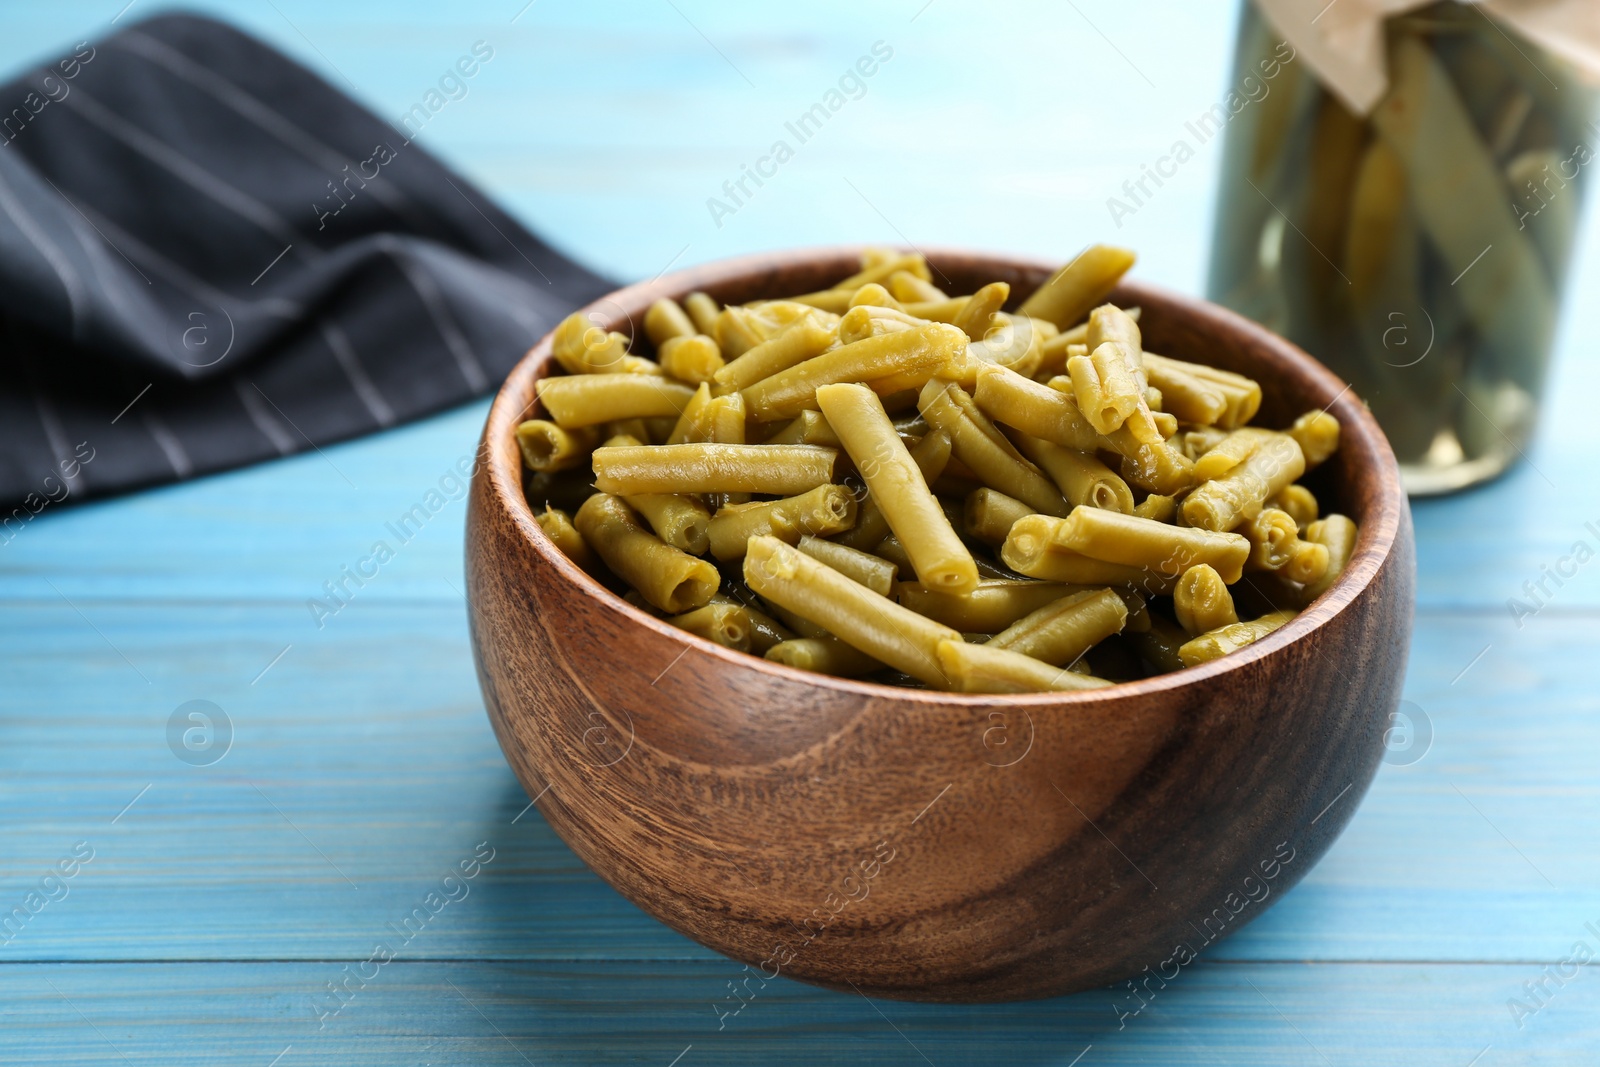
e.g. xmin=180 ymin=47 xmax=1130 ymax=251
xmin=518 ymin=246 xmax=1358 ymax=693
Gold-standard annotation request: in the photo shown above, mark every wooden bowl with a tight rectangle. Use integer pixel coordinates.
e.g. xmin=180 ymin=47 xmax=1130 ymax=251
xmin=466 ymin=247 xmax=1414 ymax=1002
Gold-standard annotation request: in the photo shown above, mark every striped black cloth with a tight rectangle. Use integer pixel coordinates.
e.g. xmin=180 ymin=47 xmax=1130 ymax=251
xmin=0 ymin=13 xmax=611 ymax=508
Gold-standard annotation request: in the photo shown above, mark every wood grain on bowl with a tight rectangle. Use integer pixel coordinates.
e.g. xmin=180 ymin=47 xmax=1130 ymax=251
xmin=466 ymin=248 xmax=1415 ymax=1002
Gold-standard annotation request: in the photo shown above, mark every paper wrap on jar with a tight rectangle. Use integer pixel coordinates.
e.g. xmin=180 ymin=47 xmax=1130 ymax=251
xmin=1254 ymin=0 xmax=1600 ymax=114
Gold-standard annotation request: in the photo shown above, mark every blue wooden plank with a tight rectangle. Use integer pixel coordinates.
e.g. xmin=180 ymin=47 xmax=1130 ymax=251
xmin=7 ymin=0 xmax=1244 ymax=283
xmin=0 ymin=598 xmax=708 ymax=963
xmin=3 ymin=959 xmax=1595 ymax=1065
xmin=0 ymin=401 xmax=492 ymax=604
xmin=2 ymin=598 xmax=1597 ymax=963
xmin=10 ymin=0 xmax=1596 ymax=300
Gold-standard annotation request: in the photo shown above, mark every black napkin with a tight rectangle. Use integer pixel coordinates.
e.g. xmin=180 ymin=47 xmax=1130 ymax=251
xmin=0 ymin=13 xmax=612 ymax=510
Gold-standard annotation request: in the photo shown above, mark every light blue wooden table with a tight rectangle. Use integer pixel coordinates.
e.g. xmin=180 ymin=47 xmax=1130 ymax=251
xmin=5 ymin=1 xmax=1600 ymax=1062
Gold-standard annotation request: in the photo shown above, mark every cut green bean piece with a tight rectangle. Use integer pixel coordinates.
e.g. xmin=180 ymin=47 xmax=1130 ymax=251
xmin=592 ymin=443 xmax=839 ymax=496
xmin=1017 ymin=245 xmax=1137 ymax=329
xmin=988 ymin=588 xmax=1128 ymax=667
xmin=936 ymin=638 xmax=1113 ymax=693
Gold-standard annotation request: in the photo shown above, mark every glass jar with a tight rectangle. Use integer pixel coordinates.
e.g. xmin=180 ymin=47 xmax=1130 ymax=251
xmin=1208 ymin=1 xmax=1597 ymax=494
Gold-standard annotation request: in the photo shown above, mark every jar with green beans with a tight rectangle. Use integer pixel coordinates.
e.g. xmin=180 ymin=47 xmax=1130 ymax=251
xmin=1208 ymin=1 xmax=1597 ymax=494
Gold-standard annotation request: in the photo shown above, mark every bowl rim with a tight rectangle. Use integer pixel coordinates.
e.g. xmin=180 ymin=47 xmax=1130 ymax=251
xmin=479 ymin=245 xmax=1406 ymax=707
